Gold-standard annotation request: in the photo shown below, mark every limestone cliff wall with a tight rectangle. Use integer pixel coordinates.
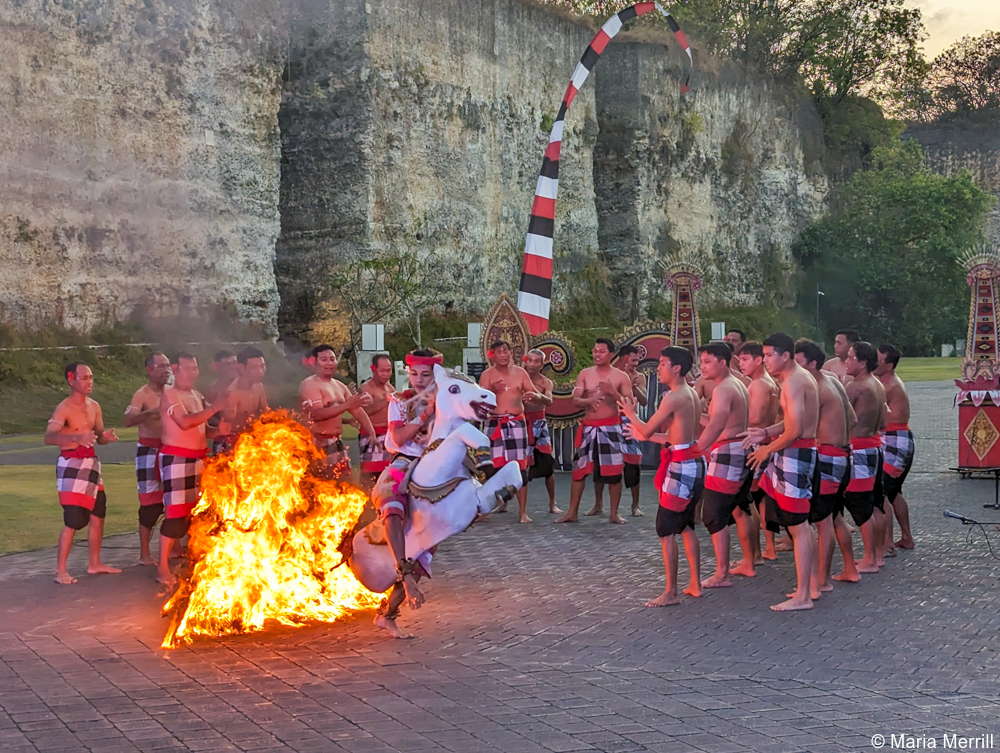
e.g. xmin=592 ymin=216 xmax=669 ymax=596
xmin=276 ymin=0 xmax=600 ymax=337
xmin=595 ymin=44 xmax=829 ymax=317
xmin=0 ymin=0 xmax=283 ymax=333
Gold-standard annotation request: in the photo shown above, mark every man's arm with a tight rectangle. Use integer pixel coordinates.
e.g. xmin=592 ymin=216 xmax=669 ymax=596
xmin=619 ymin=394 xmax=672 ymax=441
xmin=747 ymin=381 xmax=769 ymax=427
xmin=165 ymin=392 xmax=221 ymax=431
xmin=302 ymin=381 xmax=370 ymax=421
xmin=697 ymin=386 xmax=730 ymax=448
xmin=124 ymin=391 xmax=158 ymax=428
xmin=572 ymin=372 xmax=599 ymax=409
xmin=632 ymin=372 xmax=648 ymax=407
xmin=758 ymin=388 xmax=804 ymax=457
xmin=350 ymin=406 xmax=376 ymax=438
xmin=258 ymin=385 xmax=270 ymax=413
xmin=44 ymin=405 xmax=97 ymax=448
xmin=388 ymin=401 xmax=434 ymax=447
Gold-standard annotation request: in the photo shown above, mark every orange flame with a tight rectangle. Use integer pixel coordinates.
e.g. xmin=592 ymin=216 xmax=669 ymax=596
xmin=161 ymin=411 xmax=382 ymax=649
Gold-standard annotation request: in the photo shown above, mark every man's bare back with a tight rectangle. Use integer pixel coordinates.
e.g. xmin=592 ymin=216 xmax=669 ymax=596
xmin=846 ymin=373 xmax=885 ymax=438
xmin=880 ymin=374 xmax=910 ymax=425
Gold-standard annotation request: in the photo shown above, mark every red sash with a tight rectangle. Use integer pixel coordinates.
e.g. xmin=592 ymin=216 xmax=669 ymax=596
xmin=851 ymin=435 xmax=882 ymax=450
xmin=60 ymin=446 xmax=96 ymax=459
xmin=652 ymin=444 xmax=703 ymax=492
xmin=489 ymin=413 xmax=525 ymax=440
xmin=574 ymin=415 xmax=621 ymax=445
xmin=161 ymin=445 xmax=208 ymax=459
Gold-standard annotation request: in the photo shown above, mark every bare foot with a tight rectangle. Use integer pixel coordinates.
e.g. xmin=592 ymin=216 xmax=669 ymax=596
xmin=373 ymin=614 xmax=413 ymax=639
xmin=87 ymin=563 xmax=121 ymax=575
xmin=519 ymin=514 xmax=533 ymax=524
xmin=554 ymin=514 xmax=578 ymax=523
xmin=833 ymin=571 xmax=861 ymax=583
xmin=631 ymin=506 xmax=644 ymax=517
xmin=683 ymin=583 xmax=702 ymax=598
xmin=609 ymin=514 xmax=628 ymax=525
xmin=856 ymin=560 xmax=879 ymax=574
xmin=701 ymin=574 xmax=732 ymax=588
xmin=753 ymin=554 xmax=765 ymax=565
xmin=762 ymin=548 xmax=778 ymax=561
xmin=884 ymin=546 xmax=897 ymax=558
xmin=139 ymin=555 xmax=156 ymax=567
xmin=156 ymin=572 xmax=177 ymax=589
xmin=584 ymin=506 xmax=603 ymax=516
xmin=896 ymin=537 xmax=915 ymax=550
xmin=775 ymin=538 xmax=793 ymax=552
xmin=787 ymin=589 xmax=821 ymax=600
xmin=770 ymin=596 xmax=813 ymax=611
xmin=731 ymin=561 xmax=756 ymax=578
xmin=549 ymin=505 xmax=563 ymax=514
xmin=645 ymin=590 xmax=681 ymax=607
xmin=875 ymin=555 xmax=886 ymax=568
xmin=402 ymin=575 xmax=424 ymax=610
xmin=54 ymin=571 xmax=77 ymax=585
xmin=819 ymin=582 xmax=834 ymax=592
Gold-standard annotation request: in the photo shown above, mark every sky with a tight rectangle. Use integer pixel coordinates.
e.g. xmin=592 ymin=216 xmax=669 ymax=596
xmin=906 ymin=0 xmax=1000 ymax=57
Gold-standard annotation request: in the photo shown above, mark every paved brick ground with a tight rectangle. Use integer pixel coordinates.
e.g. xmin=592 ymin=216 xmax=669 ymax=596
xmin=2 ymin=381 xmax=999 ymax=752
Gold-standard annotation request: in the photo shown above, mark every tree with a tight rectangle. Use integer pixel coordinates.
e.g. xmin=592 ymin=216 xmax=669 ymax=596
xmin=922 ymin=31 xmax=1000 ymax=119
xmin=793 ymin=139 xmax=994 ymax=355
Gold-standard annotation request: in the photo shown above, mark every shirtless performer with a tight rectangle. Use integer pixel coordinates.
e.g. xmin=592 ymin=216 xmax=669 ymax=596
xmin=613 ymin=345 xmax=648 ymax=518
xmin=556 ymin=338 xmax=633 ymax=525
xmin=369 ymin=349 xmax=444 ymax=638
xmin=299 ymin=344 xmax=375 ymax=474
xmin=695 ymin=343 xmax=751 ymax=588
xmin=124 ymin=352 xmax=171 ymax=566
xmin=358 ymin=354 xmax=395 ymax=492
xmin=876 ymin=343 xmax=915 ymax=551
xmin=619 ymin=347 xmax=704 ymax=606
xmin=158 ymin=352 xmax=228 ymax=588
xmin=746 ymin=333 xmax=820 ymax=611
xmin=45 ymin=363 xmax=121 ymax=585
xmin=522 ymin=349 xmax=560 ymax=514
xmin=795 ymin=339 xmax=858 ymax=590
xmin=214 ymin=347 xmax=270 ymax=454
xmin=737 ymin=341 xmax=781 ymax=563
xmin=844 ymin=341 xmax=887 ymax=573
xmin=823 ymin=330 xmax=860 ymax=385
xmin=724 ymin=331 xmax=752 ymax=386
xmin=479 ymin=341 xmax=536 ymax=523
xmin=205 ymin=350 xmax=238 ymax=453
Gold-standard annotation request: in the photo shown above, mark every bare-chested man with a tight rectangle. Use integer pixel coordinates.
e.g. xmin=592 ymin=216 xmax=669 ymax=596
xmin=45 ymin=363 xmax=121 ymax=585
xmin=620 ymin=346 xmax=704 ymax=606
xmin=876 ymin=343 xmax=915 ymax=551
xmin=556 ymin=338 xmax=633 ymax=525
xmin=299 ymin=344 xmax=374 ymax=474
xmin=369 ymin=348 xmax=443 ymax=638
xmin=696 ymin=343 xmax=751 ymax=588
xmin=125 ymin=352 xmax=171 ymax=566
xmin=522 ymin=349 xmax=560 ymax=514
xmin=479 ymin=341 xmax=537 ymax=523
xmin=613 ymin=345 xmax=648 ymax=517
xmin=213 ymin=347 xmax=270 ymax=455
xmin=358 ymin=353 xmax=395 ymax=492
xmin=844 ymin=341 xmax=888 ymax=573
xmin=746 ymin=332 xmax=820 ymax=611
xmin=204 ymin=350 xmax=238 ymax=453
xmin=158 ymin=352 xmax=228 ymax=588
xmin=737 ymin=341 xmax=782 ymax=563
xmin=823 ymin=329 xmax=859 ymax=385
xmin=795 ymin=339 xmax=858 ymax=590
xmin=724 ymin=331 xmax=752 ymax=386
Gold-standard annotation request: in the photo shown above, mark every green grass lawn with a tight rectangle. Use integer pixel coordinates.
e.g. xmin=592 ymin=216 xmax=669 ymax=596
xmin=0 ymin=464 xmax=141 ymax=555
xmin=896 ymin=357 xmax=961 ymax=382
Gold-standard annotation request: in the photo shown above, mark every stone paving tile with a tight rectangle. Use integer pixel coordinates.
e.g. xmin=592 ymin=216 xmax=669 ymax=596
xmin=2 ymin=382 xmax=1000 ymax=751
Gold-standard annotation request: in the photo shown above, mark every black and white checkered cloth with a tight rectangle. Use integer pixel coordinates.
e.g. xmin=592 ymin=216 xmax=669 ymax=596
xmin=816 ymin=446 xmax=849 ymax=496
xmin=159 ymin=452 xmax=204 ymax=518
xmin=56 ymin=451 xmax=103 ymax=509
xmin=529 ymin=417 xmax=552 ymax=453
xmin=135 ymin=443 xmax=162 ymax=505
xmin=485 ymin=415 xmax=531 ymax=469
xmin=882 ymin=428 xmax=915 ymax=478
xmin=705 ymin=440 xmax=749 ymax=494
xmin=761 ymin=442 xmax=817 ymax=513
xmin=847 ymin=441 xmax=880 ymax=492
xmin=359 ymin=428 xmax=392 ymax=473
xmin=573 ymin=421 xmax=625 ymax=480
xmin=619 ymin=415 xmax=643 ymax=465
xmin=659 ymin=454 xmax=706 ymax=512
xmin=316 ymin=434 xmax=351 ymax=472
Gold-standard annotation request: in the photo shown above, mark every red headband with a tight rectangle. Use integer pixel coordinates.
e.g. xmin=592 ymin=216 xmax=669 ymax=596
xmin=405 ymin=353 xmax=443 ymax=367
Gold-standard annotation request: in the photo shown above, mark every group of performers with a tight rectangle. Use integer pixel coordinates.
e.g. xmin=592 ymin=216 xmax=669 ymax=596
xmin=43 ymin=327 xmax=915 ymax=620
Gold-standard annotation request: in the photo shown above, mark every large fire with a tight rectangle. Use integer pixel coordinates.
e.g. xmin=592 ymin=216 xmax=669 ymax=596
xmin=161 ymin=411 xmax=382 ymax=649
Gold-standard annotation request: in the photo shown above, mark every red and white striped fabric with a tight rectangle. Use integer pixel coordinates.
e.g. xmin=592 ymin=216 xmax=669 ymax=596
xmin=517 ymin=2 xmax=692 ymax=335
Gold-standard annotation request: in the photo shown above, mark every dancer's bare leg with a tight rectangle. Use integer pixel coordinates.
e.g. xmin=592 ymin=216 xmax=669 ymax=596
xmin=771 ymin=522 xmax=814 ymax=611
xmin=815 ymin=517 xmax=835 ymax=591
xmin=856 ymin=518 xmax=880 ymax=573
xmin=682 ymin=528 xmax=702 ymax=598
xmin=892 ymin=494 xmax=914 ymax=548
xmin=157 ymin=534 xmax=178 ymax=588
xmin=608 ymin=483 xmax=627 ymax=525
xmin=86 ymin=516 xmax=120 ymax=575
xmin=731 ymin=507 xmax=757 ymax=577
xmin=630 ymin=482 xmax=643 ymax=517
xmin=882 ymin=501 xmax=897 ymax=557
xmin=760 ymin=499 xmax=778 ymax=560
xmin=373 ymin=582 xmax=413 ymax=639
xmin=586 ymin=479 xmax=604 ymax=516
xmin=646 ymin=537 xmax=681 ymax=607
xmin=546 ymin=475 xmax=561 ymax=514
xmin=54 ymin=527 xmax=77 ymax=585
xmin=517 ymin=486 xmax=532 ymax=524
xmin=138 ymin=523 xmax=156 ymax=566
xmin=832 ymin=513 xmax=861 ymax=582
xmin=871 ymin=507 xmax=887 ymax=567
xmin=556 ymin=479 xmax=586 ymax=523
xmin=702 ymin=526 xmax=731 ymax=588
xmin=385 ymin=516 xmax=424 ymax=608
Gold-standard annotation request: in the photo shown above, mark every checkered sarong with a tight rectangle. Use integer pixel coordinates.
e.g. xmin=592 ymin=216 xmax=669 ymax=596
xmin=619 ymin=414 xmax=643 ymax=465
xmin=485 ymin=414 xmax=531 ymax=470
xmin=572 ymin=419 xmax=625 ymax=480
xmin=705 ymin=439 xmax=749 ymax=495
xmin=525 ymin=411 xmax=552 ymax=454
xmin=135 ymin=440 xmax=163 ymax=506
xmin=816 ymin=445 xmax=850 ymax=496
xmin=760 ymin=440 xmax=817 ymax=514
xmin=655 ymin=444 xmax=705 ymax=512
xmin=56 ymin=448 xmax=103 ymax=510
xmin=882 ymin=426 xmax=914 ymax=478
xmin=359 ymin=426 xmax=391 ymax=474
xmin=315 ymin=434 xmax=351 ymax=473
xmin=159 ymin=447 xmax=205 ymax=519
xmin=847 ymin=437 xmax=881 ymax=492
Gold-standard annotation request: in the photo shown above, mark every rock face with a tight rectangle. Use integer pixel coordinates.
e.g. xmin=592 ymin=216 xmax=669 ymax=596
xmin=906 ymin=119 xmax=1000 ymax=242
xmin=276 ymin=0 xmax=600 ymax=338
xmin=0 ymin=0 xmax=283 ymax=333
xmin=595 ymin=44 xmax=829 ymax=317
